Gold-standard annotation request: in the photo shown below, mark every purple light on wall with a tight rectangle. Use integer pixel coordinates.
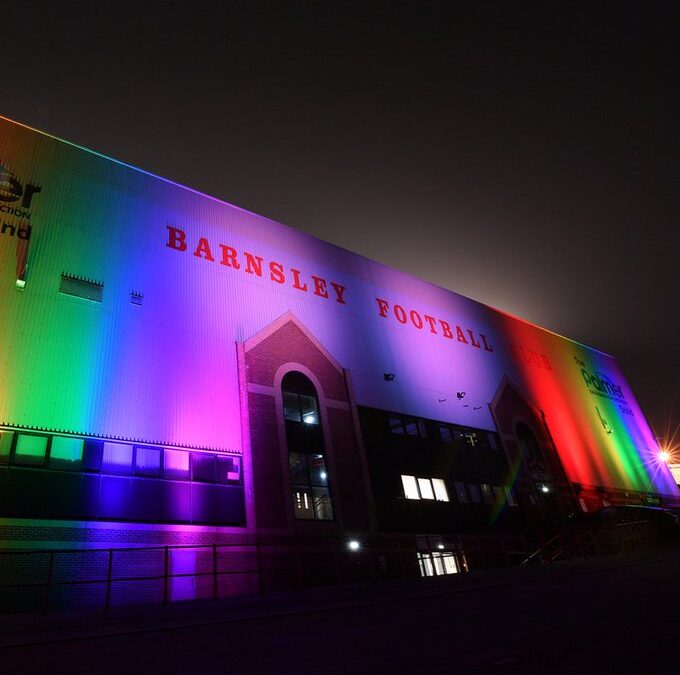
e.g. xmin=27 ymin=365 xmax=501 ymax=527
xmin=102 ymin=443 xmax=133 ymax=474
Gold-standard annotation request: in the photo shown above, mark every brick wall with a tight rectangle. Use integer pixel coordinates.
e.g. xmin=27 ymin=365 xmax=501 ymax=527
xmin=244 ymin=314 xmax=372 ymax=536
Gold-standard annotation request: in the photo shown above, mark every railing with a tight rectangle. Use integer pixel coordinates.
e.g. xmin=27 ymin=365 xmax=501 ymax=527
xmin=518 ymin=519 xmax=659 ymax=566
xmin=0 ymin=536 xmax=425 ymax=614
xmin=0 ymin=522 xmax=658 ymax=615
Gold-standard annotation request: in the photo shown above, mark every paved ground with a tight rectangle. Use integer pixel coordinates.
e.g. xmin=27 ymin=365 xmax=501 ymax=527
xmin=1 ymin=548 xmax=679 ymax=674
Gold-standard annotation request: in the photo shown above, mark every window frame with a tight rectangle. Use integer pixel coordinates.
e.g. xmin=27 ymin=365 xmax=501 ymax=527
xmin=401 ymin=475 xmax=449 ymax=502
xmin=282 ymin=371 xmax=334 ymax=522
xmin=389 ymin=414 xmax=428 ymax=438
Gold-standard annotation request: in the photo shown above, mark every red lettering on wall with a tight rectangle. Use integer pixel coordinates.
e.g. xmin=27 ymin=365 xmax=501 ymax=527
xmin=410 ymin=310 xmax=423 ymax=329
xmin=370 ymin=292 xmax=496 ymax=357
xmin=467 ymin=330 xmax=481 ymax=349
xmin=330 ymin=282 xmax=347 ymax=304
xmin=481 ymin=334 xmax=494 ymax=353
xmin=165 ymin=227 xmax=351 ymax=310
xmin=166 ymin=225 xmax=187 ymax=252
xmin=219 ymin=245 xmax=240 ymax=269
xmin=440 ymin=320 xmax=454 ymax=339
xmin=424 ymin=315 xmax=438 ymax=334
xmin=291 ymin=269 xmax=308 ymax=292
xmin=269 ymin=261 xmax=285 ymax=284
xmin=194 ymin=238 xmax=215 ymax=262
xmin=244 ymin=252 xmax=264 ymax=277
xmin=312 ymin=276 xmax=329 ymax=299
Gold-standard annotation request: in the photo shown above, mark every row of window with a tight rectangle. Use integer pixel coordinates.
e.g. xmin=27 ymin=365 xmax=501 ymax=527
xmin=388 ymin=414 xmax=499 ymax=450
xmin=0 ymin=431 xmax=241 ymax=485
xmin=389 ymin=416 xmax=428 ymax=437
xmin=400 ymin=474 xmax=517 ymax=507
xmin=438 ymin=425 xmax=499 ymax=450
xmin=401 ymin=475 xmax=450 ymax=502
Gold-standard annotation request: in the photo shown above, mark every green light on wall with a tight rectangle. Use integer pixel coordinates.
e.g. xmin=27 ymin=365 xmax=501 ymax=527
xmin=49 ymin=436 xmax=84 ymax=468
xmin=14 ymin=434 xmax=48 ymax=465
xmin=0 ymin=431 xmax=14 ymax=462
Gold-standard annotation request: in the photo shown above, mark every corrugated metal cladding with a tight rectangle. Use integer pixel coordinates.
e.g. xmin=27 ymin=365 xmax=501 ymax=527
xmin=0 ymin=115 xmax=677 ymax=496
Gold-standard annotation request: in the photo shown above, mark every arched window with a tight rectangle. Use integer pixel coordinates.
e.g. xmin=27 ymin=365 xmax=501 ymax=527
xmin=516 ymin=422 xmax=548 ymax=478
xmin=282 ymin=371 xmax=333 ymax=521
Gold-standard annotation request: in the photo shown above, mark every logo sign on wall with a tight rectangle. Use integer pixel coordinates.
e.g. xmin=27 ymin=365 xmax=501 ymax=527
xmin=0 ymin=161 xmax=41 ymax=241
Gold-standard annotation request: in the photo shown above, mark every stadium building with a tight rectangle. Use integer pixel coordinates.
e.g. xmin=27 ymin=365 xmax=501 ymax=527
xmin=0 ymin=115 xmax=677 ymax=608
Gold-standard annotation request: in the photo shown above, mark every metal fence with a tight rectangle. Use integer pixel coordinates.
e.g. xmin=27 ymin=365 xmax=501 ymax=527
xmin=0 ymin=522 xmax=657 ymax=615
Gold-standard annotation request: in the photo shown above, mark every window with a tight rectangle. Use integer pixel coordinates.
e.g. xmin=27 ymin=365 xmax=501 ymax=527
xmin=480 ymin=483 xmax=494 ymax=505
xmin=504 ymin=486 xmax=518 ymax=507
xmin=493 ymin=486 xmax=505 ymax=505
xmin=14 ymin=434 xmax=48 ymax=466
xmin=300 ymin=395 xmax=318 ymax=425
xmin=283 ymin=392 xmax=302 ymax=422
xmin=216 ymin=455 xmax=241 ymax=484
xmin=83 ymin=440 xmax=103 ymax=472
xmin=403 ymin=417 xmax=419 ymax=436
xmin=389 ymin=415 xmax=427 ymax=437
xmin=283 ymin=372 xmax=334 ymax=521
xmin=289 ymin=452 xmax=333 ymax=520
xmin=517 ymin=422 xmax=548 ymax=474
xmin=417 ymin=552 xmax=459 ymax=577
xmin=454 ymin=481 xmax=469 ymax=503
xmin=438 ymin=424 xmax=454 ymax=443
xmin=389 ymin=417 xmax=405 ymax=435
xmin=49 ymin=436 xmax=84 ymax=470
xmin=134 ymin=446 xmax=161 ymax=477
xmin=468 ymin=484 xmax=482 ymax=503
xmin=164 ymin=449 xmax=190 ymax=480
xmin=282 ymin=372 xmax=320 ymax=426
xmin=293 ymin=489 xmax=314 ymax=519
xmin=402 ymin=475 xmax=449 ymax=502
xmin=418 ymin=478 xmax=435 ymax=500
xmin=401 ymin=475 xmax=420 ymax=500
xmin=102 ymin=442 xmax=133 ymax=474
xmin=432 ymin=479 xmax=449 ymax=502
xmin=0 ymin=430 xmax=14 ymax=464
xmin=191 ymin=453 xmax=216 ymax=482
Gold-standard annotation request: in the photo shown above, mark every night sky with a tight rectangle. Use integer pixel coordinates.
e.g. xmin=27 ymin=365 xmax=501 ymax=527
xmin=3 ymin=1 xmax=679 ymax=442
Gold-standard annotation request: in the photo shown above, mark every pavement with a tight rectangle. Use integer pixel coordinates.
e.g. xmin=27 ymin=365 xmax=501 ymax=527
xmin=1 ymin=546 xmax=679 ymax=674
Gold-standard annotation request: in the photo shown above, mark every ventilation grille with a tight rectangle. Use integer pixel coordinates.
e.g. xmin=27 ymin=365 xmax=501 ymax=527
xmin=59 ymin=274 xmax=104 ymax=303
xmin=130 ymin=291 xmax=143 ymax=306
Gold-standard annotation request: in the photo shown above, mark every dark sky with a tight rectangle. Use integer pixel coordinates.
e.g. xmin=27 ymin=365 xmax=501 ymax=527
xmin=3 ymin=1 xmax=679 ymax=441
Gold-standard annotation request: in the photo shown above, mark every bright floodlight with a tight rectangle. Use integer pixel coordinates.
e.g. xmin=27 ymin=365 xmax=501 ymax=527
xmin=540 ymin=485 xmax=550 ymax=493
xmin=659 ymin=450 xmax=671 ymax=463
xmin=348 ymin=540 xmax=360 ymax=551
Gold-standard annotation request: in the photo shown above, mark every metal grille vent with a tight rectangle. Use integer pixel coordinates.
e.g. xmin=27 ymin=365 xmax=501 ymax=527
xmin=130 ymin=291 xmax=143 ymax=306
xmin=59 ymin=274 xmax=104 ymax=303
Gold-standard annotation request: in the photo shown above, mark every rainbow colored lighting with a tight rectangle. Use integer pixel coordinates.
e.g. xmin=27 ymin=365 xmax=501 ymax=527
xmin=0 ymin=114 xmax=677 ymax=515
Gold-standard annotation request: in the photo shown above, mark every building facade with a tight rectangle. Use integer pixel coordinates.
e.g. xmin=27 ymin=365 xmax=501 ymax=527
xmin=0 ymin=116 xmax=677 ymax=601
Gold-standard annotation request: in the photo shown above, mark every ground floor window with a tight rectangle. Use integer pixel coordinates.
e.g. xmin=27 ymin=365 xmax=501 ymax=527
xmin=417 ymin=551 xmax=459 ymax=576
xmin=415 ymin=535 xmax=467 ymax=577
